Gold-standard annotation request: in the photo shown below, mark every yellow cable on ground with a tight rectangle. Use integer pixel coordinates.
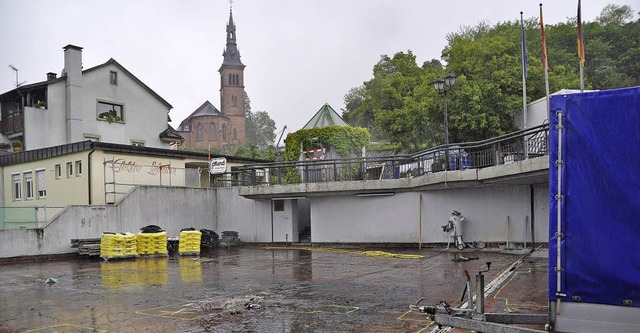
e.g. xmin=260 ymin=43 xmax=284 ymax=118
xmin=264 ymin=246 xmax=424 ymax=259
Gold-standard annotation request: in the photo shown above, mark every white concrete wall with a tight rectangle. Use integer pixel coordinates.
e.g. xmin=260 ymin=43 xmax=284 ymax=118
xmin=82 ymin=64 xmax=169 ymax=148
xmin=311 ymin=192 xmax=420 ymax=243
xmin=0 ymin=184 xmax=550 ymax=258
xmin=24 ymin=82 xmax=67 ymax=149
xmin=24 ymin=64 xmax=171 ymax=150
xmin=310 ymin=185 xmax=549 ymax=244
xmin=0 ymin=186 xmax=217 ymax=258
xmin=215 ymin=187 xmax=271 ymax=243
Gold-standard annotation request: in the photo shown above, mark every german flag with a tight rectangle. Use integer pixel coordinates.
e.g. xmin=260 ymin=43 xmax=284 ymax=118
xmin=577 ymin=0 xmax=586 ymax=66
xmin=540 ymin=4 xmax=548 ymax=72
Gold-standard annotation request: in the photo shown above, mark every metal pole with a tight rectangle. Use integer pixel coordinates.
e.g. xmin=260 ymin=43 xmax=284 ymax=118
xmin=579 ymin=63 xmax=584 ymax=92
xmin=443 ymin=90 xmax=449 ymax=147
xmin=555 ymin=110 xmax=565 ymax=313
xmin=419 ymin=193 xmax=423 ymax=250
xmin=443 ymin=91 xmax=449 ymax=170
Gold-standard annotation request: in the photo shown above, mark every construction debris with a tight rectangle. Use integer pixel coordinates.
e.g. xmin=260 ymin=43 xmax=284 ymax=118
xmin=71 ymin=238 xmax=101 ymax=256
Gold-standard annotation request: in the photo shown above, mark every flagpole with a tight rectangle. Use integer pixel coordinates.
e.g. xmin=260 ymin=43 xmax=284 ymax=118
xmin=540 ymin=3 xmax=551 ymax=122
xmin=577 ymin=0 xmax=586 ymax=92
xmin=520 ymin=12 xmax=528 ymax=130
xmin=579 ymin=63 xmax=584 ymax=92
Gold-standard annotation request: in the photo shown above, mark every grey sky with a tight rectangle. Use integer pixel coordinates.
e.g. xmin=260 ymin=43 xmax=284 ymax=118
xmin=0 ymin=0 xmax=636 ymax=139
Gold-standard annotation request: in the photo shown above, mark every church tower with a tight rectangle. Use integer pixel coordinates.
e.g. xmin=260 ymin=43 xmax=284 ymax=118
xmin=219 ymin=7 xmax=246 ymax=144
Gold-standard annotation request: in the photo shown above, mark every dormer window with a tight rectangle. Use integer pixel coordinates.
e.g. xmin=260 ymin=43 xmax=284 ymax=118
xmin=110 ymin=71 xmax=118 ymax=85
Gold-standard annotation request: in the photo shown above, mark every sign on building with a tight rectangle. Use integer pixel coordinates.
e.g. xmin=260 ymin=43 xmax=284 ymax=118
xmin=209 ymin=157 xmax=227 ymax=174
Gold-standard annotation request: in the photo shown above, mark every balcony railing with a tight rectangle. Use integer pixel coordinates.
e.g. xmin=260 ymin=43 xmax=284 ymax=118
xmin=215 ymin=124 xmax=549 ymax=187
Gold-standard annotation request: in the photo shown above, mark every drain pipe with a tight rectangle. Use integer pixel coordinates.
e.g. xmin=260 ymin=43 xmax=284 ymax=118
xmin=530 ymin=184 xmax=535 ymax=250
xmin=87 ymin=148 xmax=95 ymax=204
xmin=270 ymin=200 xmax=274 ymax=245
xmin=555 ymin=110 xmax=565 ymax=313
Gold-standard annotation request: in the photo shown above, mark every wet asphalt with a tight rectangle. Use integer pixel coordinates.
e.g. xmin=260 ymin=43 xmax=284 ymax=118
xmin=0 ymin=246 xmax=547 ymax=333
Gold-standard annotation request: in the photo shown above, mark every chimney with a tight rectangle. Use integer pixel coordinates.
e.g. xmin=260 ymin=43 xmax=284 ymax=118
xmin=63 ymin=44 xmax=83 ymax=143
xmin=47 ymin=72 xmax=57 ymax=81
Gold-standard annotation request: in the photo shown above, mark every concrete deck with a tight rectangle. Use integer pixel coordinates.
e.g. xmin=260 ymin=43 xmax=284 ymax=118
xmin=0 ymin=246 xmax=548 ymax=333
xmin=239 ymin=156 xmax=549 ymax=199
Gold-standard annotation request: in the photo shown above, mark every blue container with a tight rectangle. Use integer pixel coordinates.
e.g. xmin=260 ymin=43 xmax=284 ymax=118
xmin=449 ymin=155 xmax=458 ymax=170
xmin=461 ymin=155 xmax=471 ymax=170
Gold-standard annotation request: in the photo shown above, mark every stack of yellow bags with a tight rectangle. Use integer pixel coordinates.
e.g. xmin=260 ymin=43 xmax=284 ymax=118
xmin=178 ymin=230 xmax=202 ymax=255
xmin=101 ymin=232 xmax=138 ymax=258
xmin=121 ymin=232 xmax=137 ymax=256
xmin=100 ymin=233 xmax=118 ymax=258
xmin=136 ymin=231 xmax=168 ymax=255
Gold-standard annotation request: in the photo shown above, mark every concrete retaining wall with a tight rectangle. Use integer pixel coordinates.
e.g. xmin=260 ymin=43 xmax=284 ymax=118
xmin=0 ymin=186 xmax=218 ymax=258
xmin=0 ymin=183 xmax=550 ymax=258
xmin=310 ymin=184 xmax=548 ymax=244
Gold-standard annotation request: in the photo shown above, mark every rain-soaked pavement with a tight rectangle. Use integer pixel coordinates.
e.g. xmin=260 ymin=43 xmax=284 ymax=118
xmin=0 ymin=246 xmax=548 ymax=333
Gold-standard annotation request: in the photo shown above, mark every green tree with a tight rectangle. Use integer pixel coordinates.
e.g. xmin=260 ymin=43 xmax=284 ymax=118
xmin=244 ymin=93 xmax=256 ymax=145
xmin=343 ymin=3 xmax=639 ymax=152
xmin=252 ymin=111 xmax=276 ymax=148
xmin=596 ymin=4 xmax=634 ymax=26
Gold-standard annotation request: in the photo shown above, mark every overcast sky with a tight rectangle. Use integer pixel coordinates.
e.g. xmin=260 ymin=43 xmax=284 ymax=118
xmin=1 ymin=0 xmax=636 ymax=139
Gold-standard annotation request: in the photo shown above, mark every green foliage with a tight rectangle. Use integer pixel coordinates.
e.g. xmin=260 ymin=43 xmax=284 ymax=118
xmin=597 ymin=4 xmax=634 ymax=26
xmin=244 ymin=93 xmax=277 ymax=149
xmin=232 ymin=143 xmax=280 ymax=161
xmin=284 ymin=126 xmax=371 ymax=162
xmin=282 ymin=126 xmax=370 ymax=183
xmin=98 ymin=110 xmax=122 ymax=123
xmin=342 ymin=4 xmax=639 ymax=152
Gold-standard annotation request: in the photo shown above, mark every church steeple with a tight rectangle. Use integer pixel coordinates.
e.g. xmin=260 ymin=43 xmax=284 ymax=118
xmin=221 ymin=7 xmax=244 ymax=68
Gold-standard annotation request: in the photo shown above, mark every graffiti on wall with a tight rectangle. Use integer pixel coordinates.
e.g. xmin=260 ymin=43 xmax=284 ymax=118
xmin=108 ymin=159 xmax=178 ymax=176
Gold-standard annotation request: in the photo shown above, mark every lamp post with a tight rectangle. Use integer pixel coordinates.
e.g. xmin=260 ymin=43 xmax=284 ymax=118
xmin=434 ymin=72 xmax=456 ymax=169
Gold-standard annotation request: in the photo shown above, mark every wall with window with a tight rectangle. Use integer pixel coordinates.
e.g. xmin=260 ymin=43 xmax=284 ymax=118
xmin=1 ymin=151 xmax=89 ymax=208
xmin=23 ymin=81 xmax=66 ymax=149
xmin=23 ymin=63 xmax=171 ymax=150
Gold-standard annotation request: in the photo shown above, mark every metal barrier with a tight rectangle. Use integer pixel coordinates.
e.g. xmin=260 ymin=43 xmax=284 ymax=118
xmin=234 ymin=124 xmax=549 ymax=186
xmin=0 ymin=206 xmax=65 ymax=230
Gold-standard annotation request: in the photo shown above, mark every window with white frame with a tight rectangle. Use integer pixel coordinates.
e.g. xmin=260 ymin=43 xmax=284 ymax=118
xmin=75 ymin=161 xmax=82 ymax=176
xmin=12 ymin=173 xmax=21 ymax=201
xmin=24 ymin=171 xmax=34 ymax=200
xmin=66 ymin=162 xmax=73 ymax=178
xmin=84 ymin=135 xmax=100 ymax=142
xmin=131 ymin=141 xmax=145 ymax=147
xmin=55 ymin=164 xmax=61 ymax=179
xmin=36 ymin=169 xmax=46 ymax=198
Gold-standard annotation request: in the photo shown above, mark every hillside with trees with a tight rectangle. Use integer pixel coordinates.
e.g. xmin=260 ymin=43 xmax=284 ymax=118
xmin=342 ymin=4 xmax=639 ymax=152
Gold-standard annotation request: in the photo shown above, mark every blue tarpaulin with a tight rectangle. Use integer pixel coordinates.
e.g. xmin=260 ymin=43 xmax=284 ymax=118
xmin=549 ymin=87 xmax=640 ymax=307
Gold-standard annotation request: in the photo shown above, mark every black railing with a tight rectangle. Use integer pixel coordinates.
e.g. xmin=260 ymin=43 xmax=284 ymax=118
xmin=218 ymin=124 xmax=549 ymax=187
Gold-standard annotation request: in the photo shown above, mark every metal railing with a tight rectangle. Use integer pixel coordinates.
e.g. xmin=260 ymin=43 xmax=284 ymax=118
xmin=0 ymin=206 xmax=66 ymax=230
xmin=225 ymin=124 xmax=549 ymax=187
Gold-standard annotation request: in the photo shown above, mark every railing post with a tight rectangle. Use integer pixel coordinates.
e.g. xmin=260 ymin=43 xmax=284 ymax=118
xmin=495 ymin=143 xmax=501 ymax=165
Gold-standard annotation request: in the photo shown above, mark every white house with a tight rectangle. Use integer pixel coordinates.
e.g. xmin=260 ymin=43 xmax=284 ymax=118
xmin=0 ymin=44 xmax=183 ymax=151
xmin=513 ymin=89 xmax=597 ymax=129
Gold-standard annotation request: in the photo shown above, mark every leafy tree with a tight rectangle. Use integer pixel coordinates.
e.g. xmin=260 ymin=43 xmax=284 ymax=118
xmin=342 ymin=3 xmax=639 ymax=152
xmin=252 ymin=111 xmax=276 ymax=148
xmin=244 ymin=93 xmax=256 ymax=145
xmin=596 ymin=4 xmax=634 ymax=26
xmin=243 ymin=92 xmax=277 ymax=148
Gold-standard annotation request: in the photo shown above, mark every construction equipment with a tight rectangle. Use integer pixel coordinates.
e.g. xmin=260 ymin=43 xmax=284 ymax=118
xmin=410 ymin=262 xmax=547 ymax=332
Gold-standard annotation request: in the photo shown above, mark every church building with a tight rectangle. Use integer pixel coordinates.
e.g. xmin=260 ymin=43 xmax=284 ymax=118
xmin=177 ymin=8 xmax=246 ymax=149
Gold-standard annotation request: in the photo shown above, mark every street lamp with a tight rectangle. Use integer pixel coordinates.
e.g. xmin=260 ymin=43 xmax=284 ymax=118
xmin=434 ymin=72 xmax=456 ymax=169
xmin=434 ymin=72 xmax=456 ymax=146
